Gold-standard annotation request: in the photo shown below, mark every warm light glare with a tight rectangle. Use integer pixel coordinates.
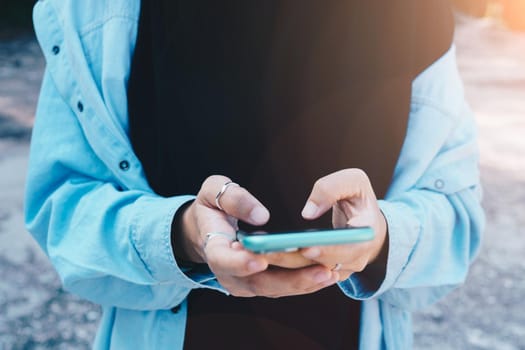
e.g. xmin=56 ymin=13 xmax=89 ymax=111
xmin=453 ymin=0 xmax=525 ymax=31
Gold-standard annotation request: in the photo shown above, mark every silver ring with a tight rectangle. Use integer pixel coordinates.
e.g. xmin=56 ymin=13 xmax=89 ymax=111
xmin=204 ymin=232 xmax=237 ymax=249
xmin=332 ymin=263 xmax=342 ymax=272
xmin=215 ymin=181 xmax=239 ymax=211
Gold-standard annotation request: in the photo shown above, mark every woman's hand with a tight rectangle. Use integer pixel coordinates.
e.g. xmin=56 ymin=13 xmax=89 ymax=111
xmin=175 ymin=175 xmax=339 ymax=297
xmin=299 ymin=169 xmax=388 ymax=281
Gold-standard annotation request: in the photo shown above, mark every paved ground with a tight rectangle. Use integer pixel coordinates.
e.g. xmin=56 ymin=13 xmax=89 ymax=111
xmin=0 ymin=36 xmax=102 ymax=350
xmin=412 ymin=16 xmax=525 ymax=350
xmin=1 ymin=16 xmax=524 ymax=349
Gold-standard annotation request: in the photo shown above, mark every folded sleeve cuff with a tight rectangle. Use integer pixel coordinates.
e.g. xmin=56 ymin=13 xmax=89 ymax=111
xmin=338 ymin=199 xmax=421 ymax=299
xmin=130 ymin=194 xmax=223 ymax=291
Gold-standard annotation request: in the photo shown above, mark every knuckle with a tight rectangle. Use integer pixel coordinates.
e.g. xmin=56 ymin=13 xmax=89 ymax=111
xmin=351 ymin=168 xmax=367 ymax=178
xmin=343 ymin=167 xmax=363 ymax=179
xmin=201 ymin=175 xmax=218 ymax=190
xmin=353 ymin=168 xmax=372 ymax=187
xmin=314 ymin=178 xmax=331 ymax=196
xmin=202 ymin=175 xmax=232 ymax=195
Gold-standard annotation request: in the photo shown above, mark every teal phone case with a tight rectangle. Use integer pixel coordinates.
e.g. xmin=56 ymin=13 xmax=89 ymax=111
xmin=237 ymin=227 xmax=374 ymax=253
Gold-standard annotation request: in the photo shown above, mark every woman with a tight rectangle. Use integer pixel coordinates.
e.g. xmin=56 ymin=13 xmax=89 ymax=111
xmin=26 ymin=0 xmax=484 ymax=349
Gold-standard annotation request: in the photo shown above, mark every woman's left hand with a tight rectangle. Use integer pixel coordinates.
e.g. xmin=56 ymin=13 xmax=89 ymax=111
xmin=299 ymin=169 xmax=388 ymax=281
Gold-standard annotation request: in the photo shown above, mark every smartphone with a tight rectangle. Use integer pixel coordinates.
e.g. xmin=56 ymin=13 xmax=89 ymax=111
xmin=236 ymin=227 xmax=374 ymax=253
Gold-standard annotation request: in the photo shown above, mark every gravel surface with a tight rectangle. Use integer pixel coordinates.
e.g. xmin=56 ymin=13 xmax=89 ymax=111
xmin=0 ymin=36 xmax=102 ymax=350
xmin=412 ymin=16 xmax=525 ymax=350
xmin=0 ymin=16 xmax=524 ymax=350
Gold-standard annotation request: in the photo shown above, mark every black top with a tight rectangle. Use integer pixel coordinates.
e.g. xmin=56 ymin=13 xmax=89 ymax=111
xmin=127 ymin=1 xmax=453 ymax=349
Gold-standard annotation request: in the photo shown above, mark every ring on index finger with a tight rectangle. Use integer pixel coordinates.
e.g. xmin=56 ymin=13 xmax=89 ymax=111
xmin=215 ymin=181 xmax=239 ymax=211
xmin=204 ymin=232 xmax=237 ymax=249
xmin=331 ymin=263 xmax=342 ymax=272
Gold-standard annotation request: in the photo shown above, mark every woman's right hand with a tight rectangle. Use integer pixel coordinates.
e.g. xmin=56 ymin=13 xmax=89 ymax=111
xmin=174 ymin=175 xmax=339 ymax=297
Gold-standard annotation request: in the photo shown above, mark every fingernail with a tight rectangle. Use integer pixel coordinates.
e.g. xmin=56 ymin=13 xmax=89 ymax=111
xmin=302 ymin=247 xmax=321 ymax=259
xmin=250 ymin=207 xmax=269 ymax=224
xmin=314 ymin=270 xmax=331 ymax=283
xmin=301 ymin=201 xmax=318 ymax=218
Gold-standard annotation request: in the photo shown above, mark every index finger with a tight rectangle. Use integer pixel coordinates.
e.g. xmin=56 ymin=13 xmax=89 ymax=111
xmin=301 ymin=168 xmax=374 ymax=220
xmin=200 ymin=175 xmax=270 ymax=226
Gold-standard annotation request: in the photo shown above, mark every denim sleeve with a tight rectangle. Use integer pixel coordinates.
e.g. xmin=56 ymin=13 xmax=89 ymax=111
xmin=338 ymin=86 xmax=484 ymax=310
xmin=25 ymin=70 xmax=223 ymax=311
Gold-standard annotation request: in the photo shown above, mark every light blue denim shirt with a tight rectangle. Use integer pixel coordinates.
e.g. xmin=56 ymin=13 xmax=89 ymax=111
xmin=26 ymin=1 xmax=484 ymax=349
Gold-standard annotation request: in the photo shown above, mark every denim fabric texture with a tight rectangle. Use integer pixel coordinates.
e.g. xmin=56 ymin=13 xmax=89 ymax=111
xmin=26 ymin=1 xmax=484 ymax=349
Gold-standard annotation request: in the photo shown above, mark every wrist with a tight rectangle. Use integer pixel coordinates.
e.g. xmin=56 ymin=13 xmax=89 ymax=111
xmin=171 ymin=200 xmax=204 ymax=264
xmin=367 ymin=210 xmax=389 ymax=271
xmin=370 ymin=210 xmax=388 ymax=263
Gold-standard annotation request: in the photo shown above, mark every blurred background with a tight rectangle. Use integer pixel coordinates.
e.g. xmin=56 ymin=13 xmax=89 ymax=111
xmin=0 ymin=0 xmax=524 ymax=349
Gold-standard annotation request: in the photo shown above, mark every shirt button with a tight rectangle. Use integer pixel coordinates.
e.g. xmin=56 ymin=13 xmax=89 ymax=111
xmin=119 ymin=160 xmax=130 ymax=171
xmin=435 ymin=179 xmax=445 ymax=190
xmin=77 ymin=101 xmax=84 ymax=112
xmin=52 ymin=45 xmax=60 ymax=55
